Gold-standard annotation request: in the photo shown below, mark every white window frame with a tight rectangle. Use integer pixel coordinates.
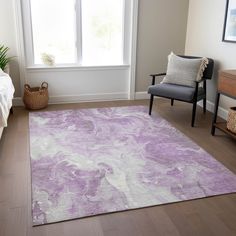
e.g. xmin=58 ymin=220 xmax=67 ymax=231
xmin=14 ymin=0 xmax=138 ymax=100
xmin=21 ymin=0 xmax=130 ymax=68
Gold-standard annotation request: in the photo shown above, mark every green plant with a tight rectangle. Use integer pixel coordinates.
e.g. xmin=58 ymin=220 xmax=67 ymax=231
xmin=0 ymin=45 xmax=14 ymax=71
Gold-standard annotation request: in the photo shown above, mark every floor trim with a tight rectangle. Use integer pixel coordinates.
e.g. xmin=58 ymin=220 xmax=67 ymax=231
xmin=197 ymin=100 xmax=228 ymax=121
xmin=13 ymin=92 xmax=129 ymax=106
xmin=135 ymin=91 xmax=149 ymax=100
xmin=13 ymin=92 xmax=229 ymax=121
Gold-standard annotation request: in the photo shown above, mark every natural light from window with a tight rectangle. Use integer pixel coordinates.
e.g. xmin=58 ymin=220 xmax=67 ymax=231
xmin=30 ymin=0 xmax=124 ymax=66
xmin=30 ymin=0 xmax=77 ymax=64
xmin=81 ymin=0 xmax=123 ymax=65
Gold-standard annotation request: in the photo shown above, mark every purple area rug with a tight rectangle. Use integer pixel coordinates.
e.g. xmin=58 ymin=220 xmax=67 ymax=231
xmin=29 ymin=106 xmax=236 ymax=226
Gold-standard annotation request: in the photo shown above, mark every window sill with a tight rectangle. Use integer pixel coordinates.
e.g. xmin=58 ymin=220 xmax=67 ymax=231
xmin=26 ymin=64 xmax=130 ymax=72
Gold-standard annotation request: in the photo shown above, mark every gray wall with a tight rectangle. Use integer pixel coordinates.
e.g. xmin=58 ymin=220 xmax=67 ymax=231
xmin=185 ymin=0 xmax=236 ymax=110
xmin=135 ymin=0 xmax=189 ymax=92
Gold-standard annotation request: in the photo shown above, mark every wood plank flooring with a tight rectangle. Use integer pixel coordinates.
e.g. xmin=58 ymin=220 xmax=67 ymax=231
xmin=0 ymin=99 xmax=236 ymax=236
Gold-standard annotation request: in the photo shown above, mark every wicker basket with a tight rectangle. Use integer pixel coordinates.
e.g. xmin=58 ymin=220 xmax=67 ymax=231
xmin=23 ymin=82 xmax=49 ymax=110
xmin=227 ymin=107 xmax=236 ymax=134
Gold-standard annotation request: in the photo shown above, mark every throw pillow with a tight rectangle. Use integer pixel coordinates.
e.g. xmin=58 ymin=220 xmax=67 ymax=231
xmin=161 ymin=52 xmax=209 ymax=87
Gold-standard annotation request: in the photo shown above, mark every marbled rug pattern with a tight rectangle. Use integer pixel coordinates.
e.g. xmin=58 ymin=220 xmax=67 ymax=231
xmin=29 ymin=106 xmax=236 ymax=225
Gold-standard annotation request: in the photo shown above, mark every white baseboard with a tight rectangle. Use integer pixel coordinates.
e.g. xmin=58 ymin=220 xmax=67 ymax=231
xmin=49 ymin=92 xmax=128 ymax=104
xmin=197 ymin=100 xmax=228 ymax=121
xmin=13 ymin=91 xmax=229 ymax=121
xmin=135 ymin=92 xmax=165 ymax=100
xmin=13 ymin=92 xmax=129 ymax=106
xmin=135 ymin=91 xmax=150 ymax=100
xmin=13 ymin=97 xmax=24 ymax=106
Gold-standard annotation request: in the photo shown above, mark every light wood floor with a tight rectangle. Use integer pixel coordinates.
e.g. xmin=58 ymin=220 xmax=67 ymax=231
xmin=0 ymin=99 xmax=236 ymax=236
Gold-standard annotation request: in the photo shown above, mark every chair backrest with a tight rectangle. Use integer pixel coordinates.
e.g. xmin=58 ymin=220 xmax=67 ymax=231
xmin=178 ymin=55 xmax=214 ymax=80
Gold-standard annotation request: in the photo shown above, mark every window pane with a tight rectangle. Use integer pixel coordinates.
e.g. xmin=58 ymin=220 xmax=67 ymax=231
xmin=81 ymin=0 xmax=124 ymax=65
xmin=30 ymin=0 xmax=77 ymax=64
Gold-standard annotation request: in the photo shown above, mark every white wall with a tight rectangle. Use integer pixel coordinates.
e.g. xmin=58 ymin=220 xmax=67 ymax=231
xmin=136 ymin=0 xmax=189 ymax=92
xmin=0 ymin=0 xmax=21 ymax=96
xmin=185 ymin=0 xmax=236 ymax=111
xmin=25 ymin=67 xmax=129 ymax=104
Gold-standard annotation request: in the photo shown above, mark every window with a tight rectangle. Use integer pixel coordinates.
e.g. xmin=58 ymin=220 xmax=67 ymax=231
xmin=26 ymin=0 xmax=124 ymax=66
xmin=81 ymin=0 xmax=123 ymax=65
xmin=30 ymin=0 xmax=77 ymax=64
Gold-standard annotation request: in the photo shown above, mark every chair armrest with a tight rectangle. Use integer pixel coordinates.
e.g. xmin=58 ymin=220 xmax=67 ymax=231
xmin=149 ymin=73 xmax=166 ymax=85
xmin=150 ymin=73 xmax=166 ymax=77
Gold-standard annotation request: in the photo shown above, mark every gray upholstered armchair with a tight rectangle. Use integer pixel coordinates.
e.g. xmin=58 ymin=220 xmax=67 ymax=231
xmin=148 ymin=55 xmax=214 ymax=127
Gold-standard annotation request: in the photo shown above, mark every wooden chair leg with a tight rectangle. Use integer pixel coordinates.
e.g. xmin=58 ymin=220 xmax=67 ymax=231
xmin=191 ymin=101 xmax=197 ymax=127
xmin=149 ymin=95 xmax=154 ymax=115
xmin=203 ymin=98 xmax=206 ymax=113
xmin=171 ymin=99 xmax=174 ymax=106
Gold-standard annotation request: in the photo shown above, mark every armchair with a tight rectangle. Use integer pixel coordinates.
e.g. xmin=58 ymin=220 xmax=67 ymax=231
xmin=148 ymin=56 xmax=214 ymax=127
